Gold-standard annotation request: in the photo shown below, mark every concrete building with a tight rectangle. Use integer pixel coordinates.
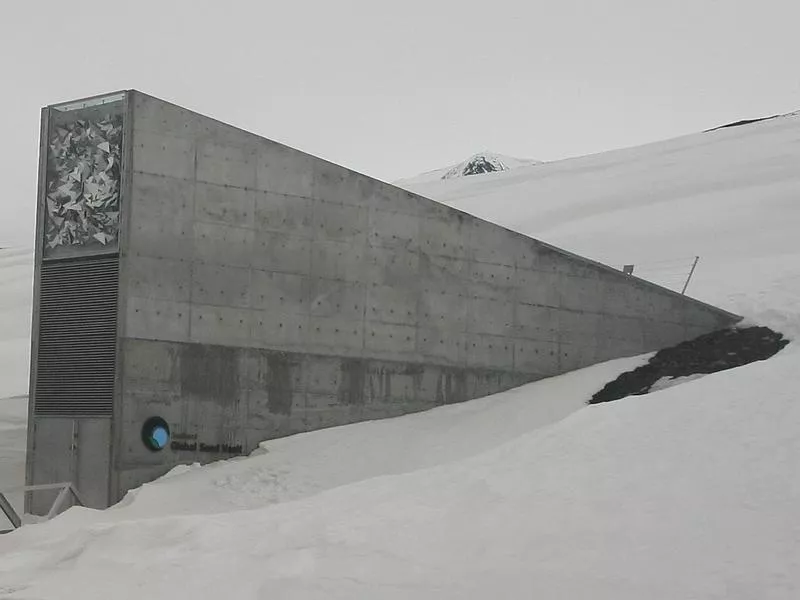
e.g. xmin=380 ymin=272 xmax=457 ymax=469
xmin=26 ymin=91 xmax=739 ymax=513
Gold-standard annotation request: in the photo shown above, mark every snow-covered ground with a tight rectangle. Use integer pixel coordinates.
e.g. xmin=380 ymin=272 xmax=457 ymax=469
xmin=1 ymin=114 xmax=799 ymax=598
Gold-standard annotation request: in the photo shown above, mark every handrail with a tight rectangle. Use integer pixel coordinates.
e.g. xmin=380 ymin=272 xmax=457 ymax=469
xmin=0 ymin=482 xmax=85 ymax=533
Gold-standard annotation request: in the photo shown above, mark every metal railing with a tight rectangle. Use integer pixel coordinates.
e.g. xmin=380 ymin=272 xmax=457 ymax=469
xmin=0 ymin=482 xmax=85 ymax=533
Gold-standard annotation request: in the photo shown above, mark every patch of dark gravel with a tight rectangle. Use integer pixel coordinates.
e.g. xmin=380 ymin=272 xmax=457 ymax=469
xmin=591 ymin=326 xmax=790 ymax=404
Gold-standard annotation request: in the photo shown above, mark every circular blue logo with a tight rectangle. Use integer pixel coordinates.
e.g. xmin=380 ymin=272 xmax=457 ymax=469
xmin=141 ymin=417 xmax=170 ymax=452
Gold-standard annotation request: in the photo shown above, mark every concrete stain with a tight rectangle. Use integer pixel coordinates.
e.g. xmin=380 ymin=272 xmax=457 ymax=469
xmin=180 ymin=344 xmax=238 ymax=403
xmin=266 ymin=352 xmax=293 ymax=415
xmin=436 ymin=370 xmax=467 ymax=405
xmin=338 ymin=358 xmax=366 ymax=405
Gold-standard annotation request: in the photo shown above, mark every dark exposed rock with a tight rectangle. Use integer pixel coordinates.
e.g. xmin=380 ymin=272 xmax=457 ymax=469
xmin=461 ymin=156 xmax=503 ymax=176
xmin=440 ymin=152 xmax=540 ymax=180
xmin=591 ymin=326 xmax=790 ymax=404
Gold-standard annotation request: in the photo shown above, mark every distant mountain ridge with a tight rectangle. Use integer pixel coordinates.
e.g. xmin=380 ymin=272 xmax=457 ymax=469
xmin=396 ymin=151 xmax=541 ymax=186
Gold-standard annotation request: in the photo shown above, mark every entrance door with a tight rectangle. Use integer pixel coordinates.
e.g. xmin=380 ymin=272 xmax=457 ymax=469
xmin=27 ymin=418 xmax=110 ymax=514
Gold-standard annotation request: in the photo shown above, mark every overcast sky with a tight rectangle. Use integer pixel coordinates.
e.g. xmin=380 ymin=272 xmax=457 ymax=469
xmin=1 ymin=0 xmax=798 ymax=247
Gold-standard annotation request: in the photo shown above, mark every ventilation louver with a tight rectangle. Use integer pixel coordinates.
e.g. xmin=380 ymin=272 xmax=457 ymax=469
xmin=34 ymin=256 xmax=119 ymax=417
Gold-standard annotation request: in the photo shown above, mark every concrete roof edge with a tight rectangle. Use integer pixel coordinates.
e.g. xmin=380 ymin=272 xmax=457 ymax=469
xmin=45 ymin=90 xmax=131 ymax=110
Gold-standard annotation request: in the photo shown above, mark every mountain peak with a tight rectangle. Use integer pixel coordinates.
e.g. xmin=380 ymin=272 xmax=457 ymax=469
xmin=441 ymin=151 xmax=538 ymax=179
xmin=441 ymin=152 xmax=540 ymax=180
xmin=395 ymin=151 xmax=541 ymax=187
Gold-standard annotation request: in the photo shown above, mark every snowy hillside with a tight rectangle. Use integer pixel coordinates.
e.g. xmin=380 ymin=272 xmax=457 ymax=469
xmin=401 ymin=113 xmax=800 ymax=321
xmin=1 ymin=113 xmax=800 ymax=598
xmin=0 ymin=248 xmax=32 ymax=401
xmin=0 ymin=247 xmax=32 ymax=516
xmin=395 ymin=151 xmax=541 ymax=186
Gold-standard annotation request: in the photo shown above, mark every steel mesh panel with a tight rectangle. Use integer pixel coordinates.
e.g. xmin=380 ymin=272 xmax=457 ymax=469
xmin=34 ymin=256 xmax=119 ymax=417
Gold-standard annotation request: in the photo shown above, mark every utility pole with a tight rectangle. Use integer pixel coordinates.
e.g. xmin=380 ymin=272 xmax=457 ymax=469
xmin=681 ymin=256 xmax=700 ymax=295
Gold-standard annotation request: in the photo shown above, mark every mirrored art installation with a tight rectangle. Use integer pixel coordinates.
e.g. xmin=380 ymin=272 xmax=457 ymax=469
xmin=44 ymin=114 xmax=123 ymax=254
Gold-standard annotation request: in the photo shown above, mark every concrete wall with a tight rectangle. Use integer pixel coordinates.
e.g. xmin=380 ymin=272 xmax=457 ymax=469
xmin=112 ymin=91 xmax=738 ymax=500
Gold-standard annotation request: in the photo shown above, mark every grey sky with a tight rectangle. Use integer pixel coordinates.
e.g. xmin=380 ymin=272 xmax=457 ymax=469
xmin=1 ymin=0 xmax=798 ymax=247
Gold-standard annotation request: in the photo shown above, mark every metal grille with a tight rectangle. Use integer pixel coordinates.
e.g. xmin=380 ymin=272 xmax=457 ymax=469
xmin=34 ymin=256 xmax=119 ymax=417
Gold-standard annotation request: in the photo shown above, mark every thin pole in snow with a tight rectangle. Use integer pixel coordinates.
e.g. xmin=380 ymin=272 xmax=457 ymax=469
xmin=681 ymin=256 xmax=700 ymax=295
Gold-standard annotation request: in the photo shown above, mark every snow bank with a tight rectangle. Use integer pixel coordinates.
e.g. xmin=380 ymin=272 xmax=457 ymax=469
xmin=112 ymin=355 xmax=644 ymax=518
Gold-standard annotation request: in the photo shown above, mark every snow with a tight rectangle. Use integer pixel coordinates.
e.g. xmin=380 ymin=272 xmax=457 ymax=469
xmin=0 ymin=395 xmax=26 ymax=521
xmin=0 ymin=247 xmax=32 ymax=401
xmin=648 ymin=373 xmax=707 ymax=393
xmin=1 ymin=113 xmax=800 ymax=597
